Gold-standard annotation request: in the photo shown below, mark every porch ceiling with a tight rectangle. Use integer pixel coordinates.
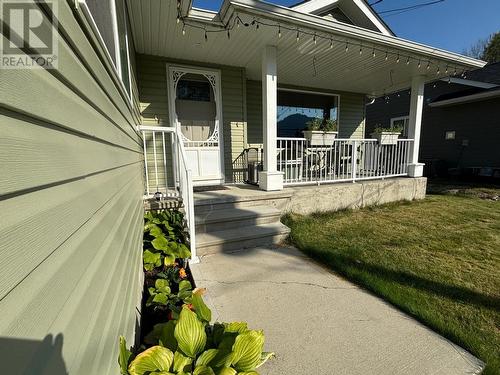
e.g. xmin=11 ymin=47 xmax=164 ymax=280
xmin=127 ymin=0 xmax=485 ymax=96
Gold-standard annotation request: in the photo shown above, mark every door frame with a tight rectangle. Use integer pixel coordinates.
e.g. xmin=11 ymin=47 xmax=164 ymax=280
xmin=166 ymin=63 xmax=225 ymax=185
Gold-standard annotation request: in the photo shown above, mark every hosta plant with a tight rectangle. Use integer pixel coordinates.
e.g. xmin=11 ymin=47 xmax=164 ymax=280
xmin=144 ymin=211 xmax=191 ymax=270
xmin=120 ymin=294 xmax=273 ymax=375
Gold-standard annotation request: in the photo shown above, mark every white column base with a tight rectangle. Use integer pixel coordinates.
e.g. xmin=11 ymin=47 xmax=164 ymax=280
xmin=259 ymin=171 xmax=284 ymax=191
xmin=408 ymin=163 xmax=425 ymax=177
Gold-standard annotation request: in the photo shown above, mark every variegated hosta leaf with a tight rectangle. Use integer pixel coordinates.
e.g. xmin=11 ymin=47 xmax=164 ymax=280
xmin=174 ymin=306 xmax=207 ymax=358
xmin=217 ymin=368 xmax=237 ymax=375
xmin=191 ymin=289 xmax=212 ymax=323
xmin=152 ymin=293 xmax=168 ymax=305
xmin=164 ymin=254 xmax=176 ymax=265
xmin=255 ymin=352 xmax=275 ymax=369
xmin=143 ymin=250 xmax=162 ymax=270
xmin=224 ymin=322 xmax=248 ymax=334
xmin=230 ymin=331 xmax=265 ymax=372
xmin=152 ymin=236 xmax=169 ymax=251
xmin=173 ymin=351 xmax=192 ymax=373
xmin=148 ymin=224 xmax=164 ymax=238
xmin=118 ymin=336 xmax=131 ymax=375
xmin=179 ymin=280 xmax=192 ymax=292
xmin=128 ymin=346 xmax=174 ymax=375
xmin=193 ymin=365 xmax=216 ymax=375
xmin=155 ymin=279 xmax=171 ymax=294
xmin=196 ymin=349 xmax=219 ymax=366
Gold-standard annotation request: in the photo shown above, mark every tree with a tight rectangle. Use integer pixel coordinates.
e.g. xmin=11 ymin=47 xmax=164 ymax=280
xmin=463 ymin=37 xmax=489 ymax=59
xmin=463 ymin=32 xmax=500 ymax=63
xmin=482 ymin=32 xmax=500 ymax=63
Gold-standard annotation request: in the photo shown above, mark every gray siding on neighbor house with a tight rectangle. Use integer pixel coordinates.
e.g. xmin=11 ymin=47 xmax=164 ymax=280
xmin=246 ymin=81 xmax=367 ymax=142
xmin=136 ymin=54 xmax=247 ymax=183
xmin=0 ymin=2 xmax=143 ymax=374
xmin=366 ymin=82 xmax=500 ymax=169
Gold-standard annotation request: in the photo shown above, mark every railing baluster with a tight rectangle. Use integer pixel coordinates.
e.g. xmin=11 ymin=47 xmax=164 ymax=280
xmin=142 ymin=131 xmax=150 ymax=196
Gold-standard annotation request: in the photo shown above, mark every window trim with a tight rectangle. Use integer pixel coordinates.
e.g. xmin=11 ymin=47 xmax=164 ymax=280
xmin=78 ymin=0 xmax=133 ymax=103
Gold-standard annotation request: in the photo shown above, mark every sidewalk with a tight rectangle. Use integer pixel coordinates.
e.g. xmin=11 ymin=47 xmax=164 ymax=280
xmin=190 ymin=246 xmax=484 ymax=375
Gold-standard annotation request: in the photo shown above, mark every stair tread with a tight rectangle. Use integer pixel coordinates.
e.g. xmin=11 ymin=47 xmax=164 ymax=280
xmin=197 ymin=222 xmax=290 ymax=247
xmin=195 ymin=205 xmax=280 ymax=225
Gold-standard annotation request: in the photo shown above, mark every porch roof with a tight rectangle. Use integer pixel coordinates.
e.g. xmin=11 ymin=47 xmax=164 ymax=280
xmin=127 ymin=0 xmax=486 ymax=96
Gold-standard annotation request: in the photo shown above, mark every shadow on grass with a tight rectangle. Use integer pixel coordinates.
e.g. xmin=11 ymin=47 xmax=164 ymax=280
xmin=299 ymin=247 xmax=500 ymax=312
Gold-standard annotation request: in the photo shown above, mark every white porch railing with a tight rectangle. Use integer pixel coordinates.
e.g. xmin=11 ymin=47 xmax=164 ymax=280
xmin=277 ymin=137 xmax=414 ymax=185
xmin=138 ymin=125 xmax=196 ymax=260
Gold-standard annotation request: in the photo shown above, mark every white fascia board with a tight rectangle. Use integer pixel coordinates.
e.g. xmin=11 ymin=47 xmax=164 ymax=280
xmin=439 ymin=77 xmax=498 ymax=89
xmin=352 ymin=0 xmax=393 ymax=36
xmin=218 ymin=0 xmax=485 ymax=70
xmin=429 ymin=89 xmax=500 ymax=107
xmin=291 ymin=0 xmax=339 ymax=13
xmin=190 ymin=7 xmax=219 ymax=22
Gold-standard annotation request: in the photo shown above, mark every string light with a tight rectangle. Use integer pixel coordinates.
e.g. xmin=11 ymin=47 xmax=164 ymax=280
xmin=178 ymin=14 xmax=471 ymax=95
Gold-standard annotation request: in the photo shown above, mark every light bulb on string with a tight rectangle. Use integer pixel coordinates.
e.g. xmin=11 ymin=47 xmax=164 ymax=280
xmin=417 ymin=60 xmax=421 ymax=69
xmin=385 ymin=51 xmax=388 ymax=61
xmin=426 ymin=62 xmax=431 ymax=70
xmin=372 ymin=48 xmax=376 ymax=58
xmin=204 ymin=29 xmax=208 ymax=42
xmin=313 ymin=33 xmax=317 ymax=44
xmin=436 ymin=67 xmax=440 ymax=75
xmin=296 ymin=29 xmax=300 ymax=42
xmin=396 ymin=54 xmax=400 ymax=63
xmin=406 ymin=57 xmax=410 ymax=65
xmin=359 ymin=45 xmax=363 ymax=55
xmin=278 ymin=25 xmax=281 ymax=38
xmin=330 ymin=39 xmax=333 ymax=49
xmin=345 ymin=41 xmax=349 ymax=52
xmin=182 ymin=24 xmax=186 ymax=35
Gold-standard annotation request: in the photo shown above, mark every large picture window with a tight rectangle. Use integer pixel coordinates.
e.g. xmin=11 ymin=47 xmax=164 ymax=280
xmin=81 ymin=0 xmax=133 ymax=99
xmin=277 ymin=90 xmax=339 ymax=137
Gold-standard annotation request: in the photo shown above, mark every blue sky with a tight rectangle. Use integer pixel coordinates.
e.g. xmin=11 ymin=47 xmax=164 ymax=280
xmin=192 ymin=0 xmax=500 ymax=54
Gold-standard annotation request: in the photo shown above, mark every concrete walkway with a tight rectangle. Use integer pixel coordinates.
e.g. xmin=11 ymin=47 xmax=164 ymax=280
xmin=190 ymin=247 xmax=484 ymax=375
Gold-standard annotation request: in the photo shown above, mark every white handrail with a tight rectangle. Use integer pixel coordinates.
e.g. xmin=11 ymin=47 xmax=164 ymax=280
xmin=138 ymin=125 xmax=197 ymax=261
xmin=275 ymin=137 xmax=414 ymax=185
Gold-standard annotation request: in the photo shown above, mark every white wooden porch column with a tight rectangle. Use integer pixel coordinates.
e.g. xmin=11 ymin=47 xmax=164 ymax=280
xmin=259 ymin=45 xmax=284 ymax=191
xmin=407 ymin=75 xmax=426 ymax=177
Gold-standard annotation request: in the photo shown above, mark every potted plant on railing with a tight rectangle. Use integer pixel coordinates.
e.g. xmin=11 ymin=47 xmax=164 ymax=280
xmin=302 ymin=117 xmax=338 ymax=146
xmin=371 ymin=124 xmax=403 ymax=145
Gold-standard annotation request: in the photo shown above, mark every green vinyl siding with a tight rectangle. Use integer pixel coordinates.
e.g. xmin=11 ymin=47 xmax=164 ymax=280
xmin=136 ymin=54 xmax=247 ymax=183
xmin=246 ymin=80 xmax=366 ymax=141
xmin=0 ymin=1 xmax=143 ymax=374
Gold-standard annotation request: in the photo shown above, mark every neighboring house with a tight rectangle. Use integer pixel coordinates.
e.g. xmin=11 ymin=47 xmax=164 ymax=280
xmin=366 ymin=62 xmax=500 ymax=177
xmin=0 ymin=0 xmax=485 ymax=373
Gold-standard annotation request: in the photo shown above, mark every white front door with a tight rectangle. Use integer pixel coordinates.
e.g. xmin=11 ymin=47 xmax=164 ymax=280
xmin=167 ymin=65 xmax=224 ymax=186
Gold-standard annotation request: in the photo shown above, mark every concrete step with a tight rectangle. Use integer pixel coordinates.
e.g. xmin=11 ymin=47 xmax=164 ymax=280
xmin=195 ymin=206 xmax=281 ymax=234
xmin=194 ymin=190 xmax=292 ymax=213
xmin=196 ymin=222 xmax=290 ymax=256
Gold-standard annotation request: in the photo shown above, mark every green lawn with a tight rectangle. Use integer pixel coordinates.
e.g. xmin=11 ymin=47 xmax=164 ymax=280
xmin=283 ymin=185 xmax=500 ymax=374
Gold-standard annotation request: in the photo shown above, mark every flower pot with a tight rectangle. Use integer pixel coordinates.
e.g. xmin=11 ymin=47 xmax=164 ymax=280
xmin=303 ymin=131 xmax=338 ymax=146
xmin=371 ymin=131 xmax=401 ymax=146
